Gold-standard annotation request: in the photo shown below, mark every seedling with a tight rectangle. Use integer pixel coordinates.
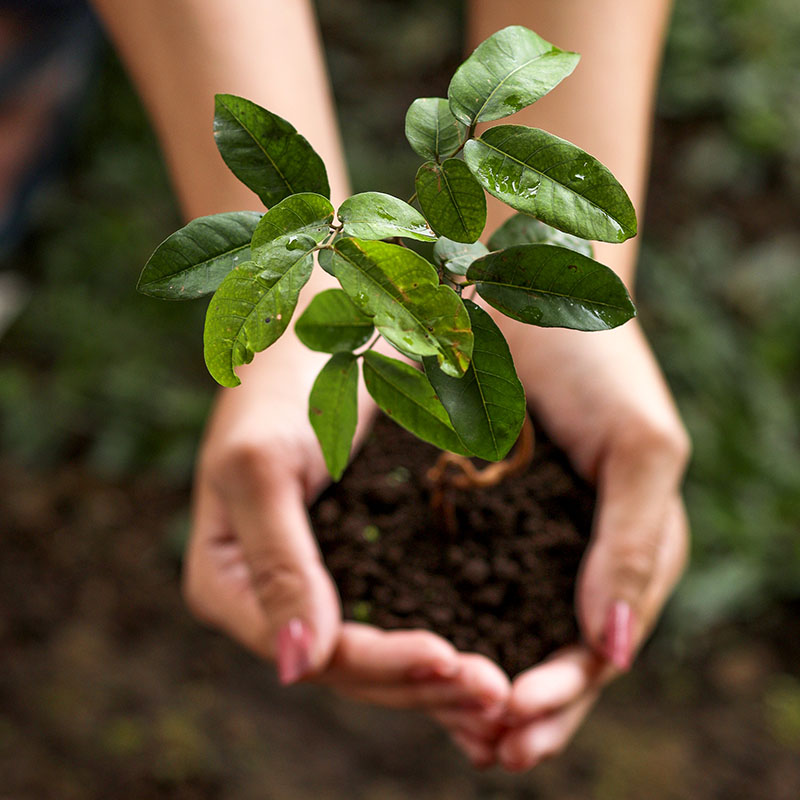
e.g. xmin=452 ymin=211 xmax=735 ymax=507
xmin=138 ymin=26 xmax=636 ymax=482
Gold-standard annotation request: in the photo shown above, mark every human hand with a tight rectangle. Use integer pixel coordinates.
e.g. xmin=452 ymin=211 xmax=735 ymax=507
xmin=446 ymin=319 xmax=688 ymax=770
xmin=182 ymin=341 xmax=510 ymax=730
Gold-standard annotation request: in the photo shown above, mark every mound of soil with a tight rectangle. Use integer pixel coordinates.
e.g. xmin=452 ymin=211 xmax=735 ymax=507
xmin=313 ymin=414 xmax=595 ymax=677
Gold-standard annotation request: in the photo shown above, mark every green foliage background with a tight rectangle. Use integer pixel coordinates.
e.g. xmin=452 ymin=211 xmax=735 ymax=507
xmin=1 ymin=0 xmax=798 ymax=634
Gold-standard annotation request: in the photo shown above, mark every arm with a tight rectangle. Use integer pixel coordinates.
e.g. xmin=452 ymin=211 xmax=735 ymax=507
xmin=91 ymin=0 xmax=509 ymax=727
xmin=458 ymin=0 xmax=690 ymax=770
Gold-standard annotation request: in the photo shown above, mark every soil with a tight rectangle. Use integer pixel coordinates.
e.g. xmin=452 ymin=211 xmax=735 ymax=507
xmin=313 ymin=413 xmax=595 ymax=677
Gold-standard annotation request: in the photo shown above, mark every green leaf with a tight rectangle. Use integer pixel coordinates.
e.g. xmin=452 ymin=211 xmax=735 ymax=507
xmin=415 ymin=159 xmax=486 ymax=244
xmin=433 ymin=237 xmax=489 ymax=276
xmin=331 ymin=238 xmax=473 ymax=376
xmin=338 ymin=192 xmax=435 ymax=241
xmin=423 ymin=300 xmax=525 ymax=461
xmin=203 ymin=254 xmax=313 ymax=387
xmin=362 ymin=351 xmax=470 ymax=455
xmin=467 ymin=243 xmax=636 ymax=331
xmin=488 ymin=213 xmax=593 ymax=257
xmin=138 ymin=211 xmax=261 ymax=299
xmin=295 ymin=289 xmax=374 ymax=353
xmin=404 ymin=98 xmax=468 ymax=161
xmin=309 ymin=352 xmax=359 ymax=480
xmin=214 ymin=94 xmax=330 ymax=207
xmin=448 ymin=25 xmax=579 ymax=126
xmin=251 ymin=193 xmax=333 ymax=265
xmin=464 ymin=125 xmax=637 ymax=243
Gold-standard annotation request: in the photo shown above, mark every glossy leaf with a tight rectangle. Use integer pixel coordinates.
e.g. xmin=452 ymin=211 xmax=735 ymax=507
xmin=424 ymin=300 xmax=525 ymax=461
xmin=404 ymin=97 xmax=468 ymax=161
xmin=309 ymin=352 xmax=359 ymax=480
xmin=362 ymin=351 xmax=470 ymax=455
xmin=203 ymin=253 xmax=313 ymax=386
xmin=138 ymin=211 xmax=261 ymax=300
xmin=467 ymin=243 xmax=636 ymax=331
xmin=448 ymin=26 xmax=579 ymax=125
xmin=338 ymin=192 xmax=435 ymax=241
xmin=488 ymin=213 xmax=593 ymax=257
xmin=295 ymin=289 xmax=374 ymax=353
xmin=331 ymin=238 xmax=473 ymax=376
xmin=415 ymin=159 xmax=486 ymax=244
xmin=251 ymin=193 xmax=333 ymax=265
xmin=433 ymin=237 xmax=489 ymax=276
xmin=464 ymin=125 xmax=637 ymax=243
xmin=214 ymin=94 xmax=329 ymax=207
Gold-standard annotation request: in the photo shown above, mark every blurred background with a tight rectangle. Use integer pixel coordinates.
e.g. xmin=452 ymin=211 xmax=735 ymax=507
xmin=1 ymin=0 xmax=799 ymax=797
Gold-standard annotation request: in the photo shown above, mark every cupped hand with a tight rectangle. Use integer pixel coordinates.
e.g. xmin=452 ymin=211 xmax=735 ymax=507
xmin=182 ymin=337 xmax=509 ymax=734
xmin=476 ymin=318 xmax=691 ymax=771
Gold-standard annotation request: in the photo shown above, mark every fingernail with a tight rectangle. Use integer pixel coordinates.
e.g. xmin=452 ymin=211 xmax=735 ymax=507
xmin=603 ymin=601 xmax=634 ymax=671
xmin=407 ymin=662 xmax=460 ymax=681
xmin=276 ymin=618 xmax=313 ymax=685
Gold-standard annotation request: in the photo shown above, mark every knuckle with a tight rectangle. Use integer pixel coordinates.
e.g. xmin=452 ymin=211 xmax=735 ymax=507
xmin=611 ymin=541 xmax=656 ymax=595
xmin=616 ymin=413 xmax=692 ymax=472
xmin=247 ymin=551 xmax=307 ymax=611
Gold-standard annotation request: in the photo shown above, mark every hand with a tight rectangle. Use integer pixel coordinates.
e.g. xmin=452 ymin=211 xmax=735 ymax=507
xmin=455 ymin=318 xmax=689 ymax=770
xmin=181 ymin=343 xmax=510 ymax=731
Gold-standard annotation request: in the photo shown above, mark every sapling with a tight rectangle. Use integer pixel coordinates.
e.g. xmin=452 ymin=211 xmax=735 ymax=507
xmin=138 ymin=26 xmax=637 ymax=485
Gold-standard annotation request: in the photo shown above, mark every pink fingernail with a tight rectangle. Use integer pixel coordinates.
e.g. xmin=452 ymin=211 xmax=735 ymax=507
xmin=407 ymin=662 xmax=460 ymax=681
xmin=276 ymin=618 xmax=313 ymax=685
xmin=603 ymin=601 xmax=634 ymax=671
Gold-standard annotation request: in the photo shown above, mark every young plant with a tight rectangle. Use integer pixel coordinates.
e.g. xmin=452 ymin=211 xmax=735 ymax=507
xmin=138 ymin=26 xmax=636 ymax=481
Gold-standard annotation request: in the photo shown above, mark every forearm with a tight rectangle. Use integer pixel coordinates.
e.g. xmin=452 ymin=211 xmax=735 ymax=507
xmin=90 ymin=0 xmax=350 ymax=218
xmin=468 ymin=0 xmax=672 ymax=288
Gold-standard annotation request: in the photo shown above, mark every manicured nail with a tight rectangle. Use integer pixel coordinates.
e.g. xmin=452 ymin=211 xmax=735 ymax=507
xmin=276 ymin=618 xmax=313 ymax=685
xmin=604 ymin=601 xmax=634 ymax=671
xmin=407 ymin=662 xmax=460 ymax=681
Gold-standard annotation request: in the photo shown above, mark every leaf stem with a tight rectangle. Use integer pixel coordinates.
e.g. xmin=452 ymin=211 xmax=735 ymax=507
xmin=407 ymin=191 xmax=418 ymax=206
xmin=355 ymin=331 xmax=381 ymax=357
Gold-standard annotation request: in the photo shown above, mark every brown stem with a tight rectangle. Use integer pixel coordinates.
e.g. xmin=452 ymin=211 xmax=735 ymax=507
xmin=427 ymin=414 xmax=536 ymax=534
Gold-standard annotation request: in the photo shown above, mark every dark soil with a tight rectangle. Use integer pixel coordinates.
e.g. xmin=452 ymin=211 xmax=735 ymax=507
xmin=313 ymin=413 xmax=595 ymax=677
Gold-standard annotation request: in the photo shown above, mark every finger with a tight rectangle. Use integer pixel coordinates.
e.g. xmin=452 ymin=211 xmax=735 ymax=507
xmin=449 ymin=729 xmax=497 ymax=770
xmin=330 ymin=651 xmax=510 ymax=712
xmin=578 ymin=416 xmax=689 ymax=669
xmin=184 ymin=472 xmax=340 ymax=683
xmin=504 ymin=645 xmax=606 ymax=724
xmin=319 ymin=624 xmax=460 ymax=684
xmin=497 ymin=690 xmax=599 ymax=772
xmin=430 ymin=707 xmax=507 ymax=742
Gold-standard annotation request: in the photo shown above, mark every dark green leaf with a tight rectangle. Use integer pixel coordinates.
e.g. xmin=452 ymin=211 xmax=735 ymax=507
xmin=423 ymin=300 xmax=525 ymax=461
xmin=448 ymin=25 xmax=579 ymax=125
xmin=362 ymin=351 xmax=470 ymax=455
xmin=295 ymin=289 xmax=374 ymax=353
xmin=214 ymin=94 xmax=329 ymax=207
xmin=467 ymin=243 xmax=636 ymax=330
xmin=464 ymin=125 xmax=637 ymax=243
xmin=404 ymin=97 xmax=468 ymax=161
xmin=203 ymin=254 xmax=313 ymax=386
xmin=416 ymin=159 xmax=486 ymax=244
xmin=338 ymin=192 xmax=435 ymax=241
xmin=331 ymin=238 xmax=473 ymax=376
xmin=309 ymin=352 xmax=359 ymax=480
xmin=488 ymin=213 xmax=593 ymax=257
xmin=251 ymin=193 xmax=333 ymax=265
xmin=138 ymin=211 xmax=261 ymax=299
xmin=433 ymin=237 xmax=489 ymax=276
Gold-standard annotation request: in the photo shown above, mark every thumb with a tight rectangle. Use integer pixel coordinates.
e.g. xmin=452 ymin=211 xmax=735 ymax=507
xmin=577 ymin=424 xmax=689 ymax=670
xmin=187 ymin=459 xmax=341 ymax=684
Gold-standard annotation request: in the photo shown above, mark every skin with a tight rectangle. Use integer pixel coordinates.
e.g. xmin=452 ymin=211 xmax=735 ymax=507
xmin=91 ymin=0 xmax=689 ymax=771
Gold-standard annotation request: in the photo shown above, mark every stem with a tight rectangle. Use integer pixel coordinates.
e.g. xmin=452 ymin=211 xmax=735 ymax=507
xmin=427 ymin=413 xmax=535 ymax=492
xmin=355 ymin=331 xmax=381 ymax=357
xmin=407 ymin=191 xmax=418 ymax=206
